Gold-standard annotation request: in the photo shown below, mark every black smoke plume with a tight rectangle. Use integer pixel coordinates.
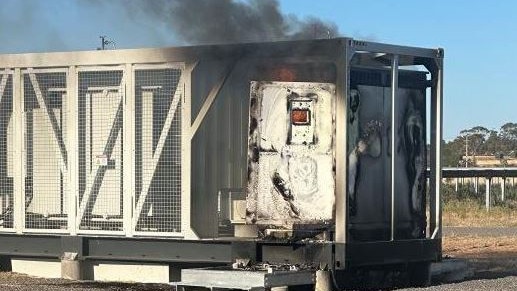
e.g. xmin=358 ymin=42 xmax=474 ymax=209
xmin=95 ymin=0 xmax=340 ymax=45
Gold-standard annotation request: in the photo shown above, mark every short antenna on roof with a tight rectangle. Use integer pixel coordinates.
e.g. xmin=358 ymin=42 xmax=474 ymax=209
xmin=97 ymin=35 xmax=116 ymax=50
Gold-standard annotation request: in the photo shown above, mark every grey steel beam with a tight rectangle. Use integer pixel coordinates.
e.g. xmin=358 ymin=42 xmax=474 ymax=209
xmin=0 ymin=235 xmax=61 ymax=258
xmin=353 ymin=40 xmax=439 ymax=60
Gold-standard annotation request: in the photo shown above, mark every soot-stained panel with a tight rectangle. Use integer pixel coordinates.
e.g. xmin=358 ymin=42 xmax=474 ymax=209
xmin=246 ymin=81 xmax=335 ymax=228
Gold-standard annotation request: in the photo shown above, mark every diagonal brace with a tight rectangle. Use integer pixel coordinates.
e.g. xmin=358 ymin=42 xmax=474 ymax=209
xmin=0 ymin=72 xmax=9 ymax=106
xmin=133 ymin=64 xmax=196 ymax=226
xmin=189 ymin=59 xmax=238 ymax=139
xmin=78 ymin=99 xmax=123 ymax=223
xmin=27 ymin=69 xmax=68 ymax=169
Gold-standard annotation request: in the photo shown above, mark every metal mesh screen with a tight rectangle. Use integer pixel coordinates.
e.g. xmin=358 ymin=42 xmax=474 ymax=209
xmin=23 ymin=70 xmax=68 ymax=230
xmin=0 ymin=71 xmax=13 ymax=230
xmin=134 ymin=68 xmax=182 ymax=233
xmin=78 ymin=69 xmax=124 ymax=231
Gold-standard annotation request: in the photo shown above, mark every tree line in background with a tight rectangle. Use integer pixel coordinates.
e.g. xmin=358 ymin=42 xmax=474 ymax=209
xmin=442 ymin=122 xmax=517 ymax=167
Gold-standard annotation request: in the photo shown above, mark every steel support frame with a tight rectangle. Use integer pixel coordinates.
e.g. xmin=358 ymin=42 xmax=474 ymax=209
xmin=336 ymin=39 xmax=444 ymax=267
xmin=390 ymin=55 xmax=399 ymax=241
xmin=0 ymin=233 xmax=334 ymax=268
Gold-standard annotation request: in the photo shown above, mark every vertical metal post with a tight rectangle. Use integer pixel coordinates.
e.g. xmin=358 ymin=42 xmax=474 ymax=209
xmin=390 ymin=54 xmax=399 ymax=241
xmin=455 ymin=178 xmax=458 ymax=193
xmin=67 ymin=66 xmax=78 ymax=235
xmin=333 ymin=39 xmax=352 ymax=270
xmin=334 ymin=39 xmax=350 ymax=245
xmin=485 ymin=177 xmax=491 ymax=211
xmin=123 ymin=63 xmax=134 ymax=237
xmin=501 ymin=178 xmax=506 ymax=202
xmin=430 ymin=51 xmax=443 ymax=240
xmin=182 ymin=62 xmax=198 ymax=239
xmin=474 ymin=177 xmax=478 ymax=194
xmin=12 ymin=68 xmax=23 ymax=234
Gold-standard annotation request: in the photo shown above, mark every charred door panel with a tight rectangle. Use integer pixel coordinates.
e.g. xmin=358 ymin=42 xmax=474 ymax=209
xmin=246 ymin=82 xmax=335 ymax=228
xmin=348 ymin=69 xmax=427 ymax=241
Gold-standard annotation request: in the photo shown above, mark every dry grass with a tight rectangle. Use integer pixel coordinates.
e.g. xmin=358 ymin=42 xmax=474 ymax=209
xmin=443 ymin=199 xmax=517 ymax=227
xmin=444 ymin=235 xmax=517 ymax=258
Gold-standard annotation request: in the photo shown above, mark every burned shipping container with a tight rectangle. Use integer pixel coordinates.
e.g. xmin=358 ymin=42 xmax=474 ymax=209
xmin=0 ymin=38 xmax=443 ymax=285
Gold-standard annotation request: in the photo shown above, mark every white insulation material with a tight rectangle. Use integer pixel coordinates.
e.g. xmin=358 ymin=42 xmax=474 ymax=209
xmin=246 ymin=81 xmax=335 ymax=227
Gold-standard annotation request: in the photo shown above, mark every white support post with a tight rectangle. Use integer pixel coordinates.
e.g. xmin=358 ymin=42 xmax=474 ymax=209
xmin=485 ymin=177 xmax=491 ymax=212
xmin=182 ymin=62 xmax=197 ymax=239
xmin=474 ymin=177 xmax=478 ymax=194
xmin=501 ymin=178 xmax=506 ymax=202
xmin=455 ymin=178 xmax=458 ymax=193
xmin=67 ymin=66 xmax=78 ymax=235
xmin=12 ymin=68 xmax=23 ymax=234
xmin=123 ymin=63 xmax=134 ymax=237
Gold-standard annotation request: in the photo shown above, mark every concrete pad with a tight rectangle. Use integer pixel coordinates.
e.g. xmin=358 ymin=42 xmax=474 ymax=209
xmin=89 ymin=261 xmax=170 ymax=283
xmin=11 ymin=258 xmax=61 ymax=278
xmin=431 ymin=258 xmax=473 ymax=283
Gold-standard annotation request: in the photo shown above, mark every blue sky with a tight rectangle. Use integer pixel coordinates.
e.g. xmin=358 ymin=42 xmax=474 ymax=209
xmin=0 ymin=0 xmax=515 ymax=140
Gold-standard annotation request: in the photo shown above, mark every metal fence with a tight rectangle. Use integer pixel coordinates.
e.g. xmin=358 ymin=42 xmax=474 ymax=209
xmin=438 ymin=167 xmax=517 ymax=211
xmin=23 ymin=69 xmax=69 ymax=231
xmin=0 ymin=64 xmax=187 ymax=236
xmin=133 ymin=66 xmax=182 ymax=234
xmin=0 ymin=70 xmax=13 ymax=230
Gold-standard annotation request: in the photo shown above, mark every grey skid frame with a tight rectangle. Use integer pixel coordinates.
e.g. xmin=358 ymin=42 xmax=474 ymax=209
xmin=0 ymin=38 xmax=443 ymax=270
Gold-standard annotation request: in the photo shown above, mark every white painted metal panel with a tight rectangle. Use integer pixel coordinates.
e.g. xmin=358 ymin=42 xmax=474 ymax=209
xmin=246 ymin=82 xmax=335 ymax=228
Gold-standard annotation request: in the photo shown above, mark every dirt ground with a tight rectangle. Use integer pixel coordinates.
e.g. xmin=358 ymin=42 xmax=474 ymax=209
xmin=443 ymin=235 xmax=517 ymax=279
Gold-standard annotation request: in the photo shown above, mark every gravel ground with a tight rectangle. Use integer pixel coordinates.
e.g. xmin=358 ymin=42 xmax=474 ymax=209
xmin=0 ymin=272 xmax=174 ymax=291
xmin=402 ymin=276 xmax=517 ymax=291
